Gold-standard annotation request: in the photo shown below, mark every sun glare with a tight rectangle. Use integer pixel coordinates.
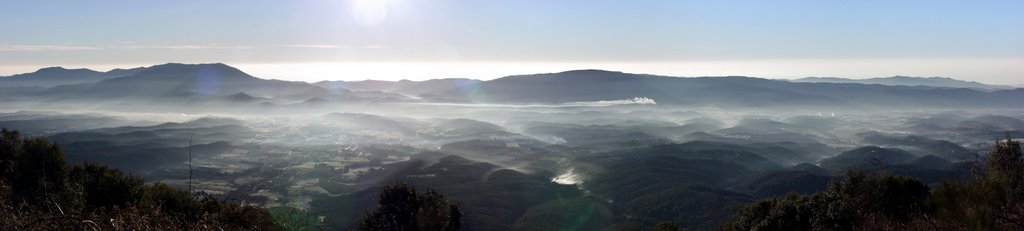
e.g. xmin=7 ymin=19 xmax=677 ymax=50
xmin=352 ymin=0 xmax=391 ymax=26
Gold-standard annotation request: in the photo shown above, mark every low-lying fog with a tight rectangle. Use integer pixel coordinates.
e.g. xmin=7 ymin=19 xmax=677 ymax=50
xmin=2 ymin=101 xmax=1022 ymax=229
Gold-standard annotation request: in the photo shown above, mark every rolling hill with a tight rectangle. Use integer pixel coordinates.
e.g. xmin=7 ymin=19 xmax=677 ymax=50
xmin=3 ymin=64 xmax=1021 ymax=109
xmin=791 ymin=76 xmax=1012 ymax=91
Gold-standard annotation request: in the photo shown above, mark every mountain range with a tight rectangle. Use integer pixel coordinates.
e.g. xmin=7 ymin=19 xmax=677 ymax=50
xmin=0 ymin=66 xmax=138 ymax=88
xmin=2 ymin=63 xmax=1021 ymax=109
xmin=791 ymin=76 xmax=1013 ymax=91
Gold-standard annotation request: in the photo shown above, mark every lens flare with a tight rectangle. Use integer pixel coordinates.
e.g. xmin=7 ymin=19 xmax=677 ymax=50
xmin=195 ymin=66 xmax=223 ymax=95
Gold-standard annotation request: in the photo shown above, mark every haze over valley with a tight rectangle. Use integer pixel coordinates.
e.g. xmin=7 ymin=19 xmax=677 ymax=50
xmin=2 ymin=63 xmax=1022 ymax=230
xmin=3 ymin=1 xmax=1023 ymax=230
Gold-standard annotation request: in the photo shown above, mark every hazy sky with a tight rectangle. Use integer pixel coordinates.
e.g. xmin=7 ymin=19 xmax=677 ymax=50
xmin=2 ymin=0 xmax=1022 ymax=84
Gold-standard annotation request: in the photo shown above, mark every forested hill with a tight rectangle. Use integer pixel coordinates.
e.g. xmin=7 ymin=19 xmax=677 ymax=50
xmin=3 ymin=64 xmax=1022 ymax=109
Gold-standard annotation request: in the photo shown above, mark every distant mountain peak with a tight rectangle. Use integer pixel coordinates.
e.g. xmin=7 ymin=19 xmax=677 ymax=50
xmin=228 ymin=92 xmax=253 ymax=97
xmin=225 ymin=92 xmax=257 ymax=101
xmin=107 ymin=67 xmax=140 ymax=72
xmin=558 ymin=69 xmax=624 ymax=75
xmin=132 ymin=63 xmax=256 ymax=80
xmin=37 ymin=66 xmax=68 ymax=71
xmin=0 ymin=66 xmax=107 ymax=87
xmin=792 ymin=75 xmax=1010 ymax=90
xmin=888 ymin=75 xmax=971 ymax=82
xmin=493 ymin=69 xmax=644 ymax=83
xmin=33 ymin=66 xmax=99 ymax=74
xmin=889 ymin=75 xmax=948 ymax=79
xmin=554 ymin=69 xmax=641 ymax=78
xmin=140 ymin=62 xmax=236 ymax=70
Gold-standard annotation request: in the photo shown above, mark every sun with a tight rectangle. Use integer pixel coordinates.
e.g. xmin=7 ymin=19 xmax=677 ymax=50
xmin=352 ymin=0 xmax=392 ymax=26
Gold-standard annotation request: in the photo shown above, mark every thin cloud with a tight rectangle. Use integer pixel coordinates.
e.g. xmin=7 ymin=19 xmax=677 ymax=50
xmin=283 ymin=44 xmax=389 ymax=49
xmin=0 ymin=44 xmax=254 ymax=51
xmin=0 ymin=44 xmax=103 ymax=51
xmin=1 ymin=43 xmax=386 ymax=51
xmin=122 ymin=45 xmax=254 ymax=49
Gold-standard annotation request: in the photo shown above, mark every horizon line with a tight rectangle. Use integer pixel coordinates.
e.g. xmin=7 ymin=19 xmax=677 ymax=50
xmin=1 ymin=60 xmax=1021 ymax=86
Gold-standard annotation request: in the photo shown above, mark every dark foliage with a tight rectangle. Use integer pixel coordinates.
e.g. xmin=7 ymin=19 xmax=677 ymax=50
xmin=653 ymin=221 xmax=687 ymax=231
xmin=818 ymin=146 xmax=916 ymax=173
xmin=356 ymin=182 xmax=462 ymax=231
xmin=0 ymin=128 xmax=280 ymax=230
xmin=322 ymin=155 xmax=578 ymax=230
xmin=581 ymin=155 xmax=756 ymax=230
xmin=731 ymin=169 xmax=832 ymax=198
xmin=269 ymin=206 xmax=321 ymax=231
xmin=930 ymin=134 xmax=1024 ymax=230
xmin=71 ymin=162 xmax=145 ymax=210
xmin=721 ymin=135 xmax=1024 ymax=231
xmin=512 ymin=197 xmax=613 ymax=231
xmin=721 ymin=171 xmax=930 ymax=231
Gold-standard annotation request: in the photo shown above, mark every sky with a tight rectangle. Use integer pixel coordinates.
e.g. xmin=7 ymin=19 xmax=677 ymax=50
xmin=1 ymin=0 xmax=1022 ymax=84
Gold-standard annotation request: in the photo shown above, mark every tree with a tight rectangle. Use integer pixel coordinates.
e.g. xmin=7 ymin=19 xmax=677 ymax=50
xmin=720 ymin=171 xmax=929 ymax=231
xmin=70 ymin=162 xmax=145 ymax=210
xmin=984 ymin=134 xmax=1023 ymax=184
xmin=723 ymin=135 xmax=1024 ymax=231
xmin=931 ymin=134 xmax=1024 ymax=230
xmin=269 ymin=206 xmax=321 ymax=231
xmin=356 ymin=183 xmax=462 ymax=231
xmin=0 ymin=129 xmax=19 ymax=178
xmin=0 ymin=128 xmax=281 ymax=230
xmin=1 ymin=128 xmax=71 ymax=205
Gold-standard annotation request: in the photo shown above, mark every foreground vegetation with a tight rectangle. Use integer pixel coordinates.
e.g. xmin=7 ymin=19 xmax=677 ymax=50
xmin=356 ymin=183 xmax=462 ymax=231
xmin=720 ymin=135 xmax=1024 ymax=230
xmin=0 ymin=128 xmax=280 ymax=230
